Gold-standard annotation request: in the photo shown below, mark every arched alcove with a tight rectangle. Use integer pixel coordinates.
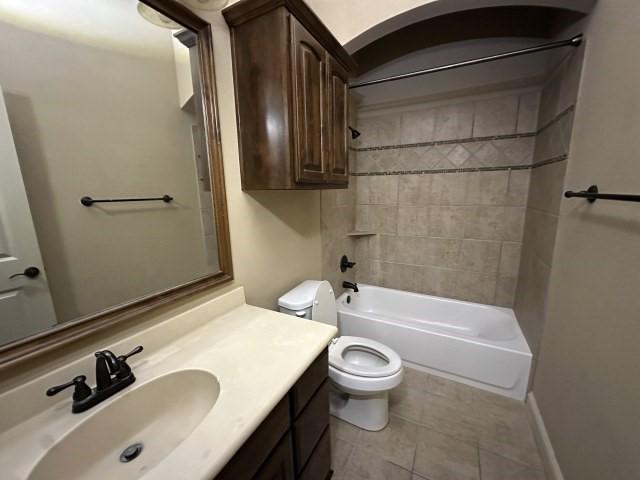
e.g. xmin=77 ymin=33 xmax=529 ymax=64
xmin=347 ymin=4 xmax=592 ymax=107
xmin=330 ymin=0 xmax=596 ymax=53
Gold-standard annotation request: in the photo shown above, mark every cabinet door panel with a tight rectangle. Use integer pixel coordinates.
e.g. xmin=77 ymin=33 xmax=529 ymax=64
xmin=254 ymin=432 xmax=295 ymax=480
xmin=292 ymin=380 xmax=330 ymax=474
xmin=216 ymin=397 xmax=290 ymax=479
xmin=291 ymin=17 xmax=326 ymax=184
xmin=326 ymin=55 xmax=349 ymax=185
xmin=298 ymin=427 xmax=331 ymax=480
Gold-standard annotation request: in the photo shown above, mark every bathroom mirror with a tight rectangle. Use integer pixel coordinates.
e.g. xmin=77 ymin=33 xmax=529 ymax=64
xmin=0 ymin=0 xmax=232 ymax=365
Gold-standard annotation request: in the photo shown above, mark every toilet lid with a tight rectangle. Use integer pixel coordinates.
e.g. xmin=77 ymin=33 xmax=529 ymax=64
xmin=311 ymin=281 xmax=337 ymax=327
xmin=329 ymin=336 xmax=403 ymax=378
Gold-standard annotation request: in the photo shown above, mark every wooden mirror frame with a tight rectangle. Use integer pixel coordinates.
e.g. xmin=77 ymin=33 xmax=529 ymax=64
xmin=0 ymin=0 xmax=233 ymax=369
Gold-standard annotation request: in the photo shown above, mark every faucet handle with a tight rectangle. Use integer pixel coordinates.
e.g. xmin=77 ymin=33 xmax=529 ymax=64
xmin=116 ymin=346 xmax=143 ymax=379
xmin=120 ymin=345 xmax=143 ymax=360
xmin=340 ymin=255 xmax=356 ymax=272
xmin=46 ymin=375 xmax=92 ymax=401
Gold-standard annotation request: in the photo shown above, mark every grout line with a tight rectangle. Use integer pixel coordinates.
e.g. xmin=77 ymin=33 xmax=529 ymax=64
xmin=477 ymin=446 xmax=546 ymax=474
xmin=514 ymin=94 xmax=523 ymax=134
xmin=389 ymin=409 xmax=480 ymax=451
xmin=470 ymin=99 xmax=478 ymax=138
xmin=494 ymin=241 xmax=505 ymax=305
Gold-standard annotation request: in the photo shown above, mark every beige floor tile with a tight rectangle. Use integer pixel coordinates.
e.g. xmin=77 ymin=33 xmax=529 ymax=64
xmin=420 ymin=392 xmax=483 ymax=445
xmin=358 ymin=415 xmax=418 ymax=470
xmin=423 ymin=372 xmax=475 ymax=405
xmin=331 ymin=416 xmax=361 ymax=443
xmin=414 ymin=427 xmax=480 ymax=480
xmin=479 ymin=449 xmax=546 ymax=480
xmin=343 ymin=444 xmax=412 ymax=480
xmin=389 ymin=386 xmax=426 ymax=423
xmin=331 ymin=437 xmax=355 ymax=474
xmin=402 ymin=367 xmax=431 ymax=392
xmin=332 ymin=368 xmax=545 ymax=480
xmin=472 ymin=388 xmax=528 ymax=419
xmin=480 ymin=414 xmax=543 ymax=470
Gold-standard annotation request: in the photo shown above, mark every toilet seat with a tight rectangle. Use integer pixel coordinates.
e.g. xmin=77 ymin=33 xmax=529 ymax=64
xmin=329 ymin=336 xmax=403 ymax=378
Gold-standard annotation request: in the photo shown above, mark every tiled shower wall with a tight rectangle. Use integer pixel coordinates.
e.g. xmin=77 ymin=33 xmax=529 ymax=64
xmin=320 ymin=98 xmax=358 ymax=295
xmin=321 ymin=185 xmax=356 ymax=295
xmin=321 ymin=55 xmax=582 ymax=309
xmin=515 ymin=48 xmax=584 ymax=359
xmin=352 ymin=90 xmax=540 ymax=306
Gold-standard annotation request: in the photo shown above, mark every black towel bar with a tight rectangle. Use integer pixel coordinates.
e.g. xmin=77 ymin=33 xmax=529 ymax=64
xmin=80 ymin=195 xmax=173 ymax=206
xmin=564 ymin=185 xmax=640 ymax=204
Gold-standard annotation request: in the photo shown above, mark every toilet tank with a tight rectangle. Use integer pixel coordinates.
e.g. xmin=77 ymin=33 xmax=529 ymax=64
xmin=278 ymin=305 xmax=313 ymax=319
xmin=277 ymin=280 xmax=321 ymax=319
xmin=278 ymin=280 xmax=337 ymax=326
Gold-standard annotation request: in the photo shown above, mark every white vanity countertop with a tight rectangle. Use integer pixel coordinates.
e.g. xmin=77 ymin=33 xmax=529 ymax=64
xmin=0 ymin=287 xmax=337 ymax=480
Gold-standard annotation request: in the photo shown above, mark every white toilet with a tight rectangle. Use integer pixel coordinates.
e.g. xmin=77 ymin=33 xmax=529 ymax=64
xmin=278 ymin=280 xmax=403 ymax=431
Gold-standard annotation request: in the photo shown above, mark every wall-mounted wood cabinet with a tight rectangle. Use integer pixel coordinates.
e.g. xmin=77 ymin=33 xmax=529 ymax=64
xmin=223 ymin=0 xmax=357 ymax=190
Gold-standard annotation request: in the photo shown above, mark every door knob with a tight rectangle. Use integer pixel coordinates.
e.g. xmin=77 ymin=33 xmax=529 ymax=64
xmin=9 ymin=266 xmax=40 ymax=279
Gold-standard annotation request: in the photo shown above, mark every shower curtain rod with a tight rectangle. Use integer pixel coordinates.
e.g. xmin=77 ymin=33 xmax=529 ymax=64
xmin=349 ymin=34 xmax=583 ymax=89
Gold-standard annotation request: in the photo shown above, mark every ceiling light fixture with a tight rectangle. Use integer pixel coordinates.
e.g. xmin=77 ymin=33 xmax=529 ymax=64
xmin=181 ymin=0 xmax=229 ymax=11
xmin=137 ymin=3 xmax=182 ymax=29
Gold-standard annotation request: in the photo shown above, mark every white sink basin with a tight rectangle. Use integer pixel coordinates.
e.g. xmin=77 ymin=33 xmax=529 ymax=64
xmin=28 ymin=369 xmax=219 ymax=480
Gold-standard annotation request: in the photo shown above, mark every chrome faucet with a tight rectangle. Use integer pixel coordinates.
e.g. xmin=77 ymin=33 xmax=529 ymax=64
xmin=46 ymin=346 xmax=143 ymax=413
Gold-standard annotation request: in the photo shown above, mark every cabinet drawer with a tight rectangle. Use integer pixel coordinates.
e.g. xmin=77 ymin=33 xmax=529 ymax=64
xmin=292 ymin=379 xmax=330 ymax=474
xmin=254 ymin=432 xmax=295 ymax=480
xmin=217 ymin=396 xmax=291 ymax=480
xmin=298 ymin=426 xmax=331 ymax=480
xmin=290 ymin=349 xmax=328 ymax=417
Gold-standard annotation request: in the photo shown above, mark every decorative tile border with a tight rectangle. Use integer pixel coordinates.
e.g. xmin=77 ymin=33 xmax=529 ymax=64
xmin=536 ymin=105 xmax=575 ymax=135
xmin=349 ymin=154 xmax=567 ymax=177
xmin=530 ymin=154 xmax=568 ymax=169
xmin=354 ymin=132 xmax=536 ymax=152
xmin=351 ymin=105 xmax=576 ymax=153
xmin=349 ymin=105 xmax=573 ymax=176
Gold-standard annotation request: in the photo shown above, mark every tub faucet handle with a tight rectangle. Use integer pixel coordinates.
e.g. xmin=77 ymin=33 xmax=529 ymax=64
xmin=340 ymin=255 xmax=356 ymax=272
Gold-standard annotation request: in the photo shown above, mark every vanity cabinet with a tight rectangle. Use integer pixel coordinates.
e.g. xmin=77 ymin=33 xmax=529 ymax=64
xmin=223 ymin=0 xmax=357 ymax=190
xmin=216 ymin=349 xmax=332 ymax=480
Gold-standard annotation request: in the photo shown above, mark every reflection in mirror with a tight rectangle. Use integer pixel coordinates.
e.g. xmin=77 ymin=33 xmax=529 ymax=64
xmin=0 ymin=1 xmax=221 ymax=345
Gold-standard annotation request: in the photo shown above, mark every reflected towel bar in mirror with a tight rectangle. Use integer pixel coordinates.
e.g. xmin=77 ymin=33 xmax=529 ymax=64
xmin=80 ymin=195 xmax=174 ymax=206
xmin=564 ymin=185 xmax=640 ymax=203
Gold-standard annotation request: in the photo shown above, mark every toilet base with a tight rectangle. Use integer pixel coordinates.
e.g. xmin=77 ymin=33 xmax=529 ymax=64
xmin=329 ymin=386 xmax=389 ymax=431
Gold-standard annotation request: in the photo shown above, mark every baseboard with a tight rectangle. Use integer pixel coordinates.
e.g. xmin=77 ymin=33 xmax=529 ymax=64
xmin=527 ymin=393 xmax=565 ymax=480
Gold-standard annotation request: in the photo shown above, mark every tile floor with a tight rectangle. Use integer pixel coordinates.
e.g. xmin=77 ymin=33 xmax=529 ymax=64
xmin=330 ymin=368 xmax=545 ymax=480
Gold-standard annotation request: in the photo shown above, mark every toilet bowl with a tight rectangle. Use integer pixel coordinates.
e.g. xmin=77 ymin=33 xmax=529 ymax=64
xmin=278 ymin=280 xmax=403 ymax=431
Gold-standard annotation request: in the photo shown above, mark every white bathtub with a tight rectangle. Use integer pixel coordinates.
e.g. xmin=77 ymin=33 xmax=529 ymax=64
xmin=336 ymin=284 xmax=532 ymax=400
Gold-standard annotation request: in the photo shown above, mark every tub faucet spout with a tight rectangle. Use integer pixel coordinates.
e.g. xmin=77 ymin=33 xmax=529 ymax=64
xmin=342 ymin=281 xmax=359 ymax=293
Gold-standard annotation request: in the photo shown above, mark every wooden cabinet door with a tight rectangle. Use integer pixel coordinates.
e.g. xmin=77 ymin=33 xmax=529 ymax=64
xmin=291 ymin=17 xmax=327 ymax=184
xmin=326 ymin=54 xmax=349 ymax=185
xmin=253 ymin=432 xmax=295 ymax=480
